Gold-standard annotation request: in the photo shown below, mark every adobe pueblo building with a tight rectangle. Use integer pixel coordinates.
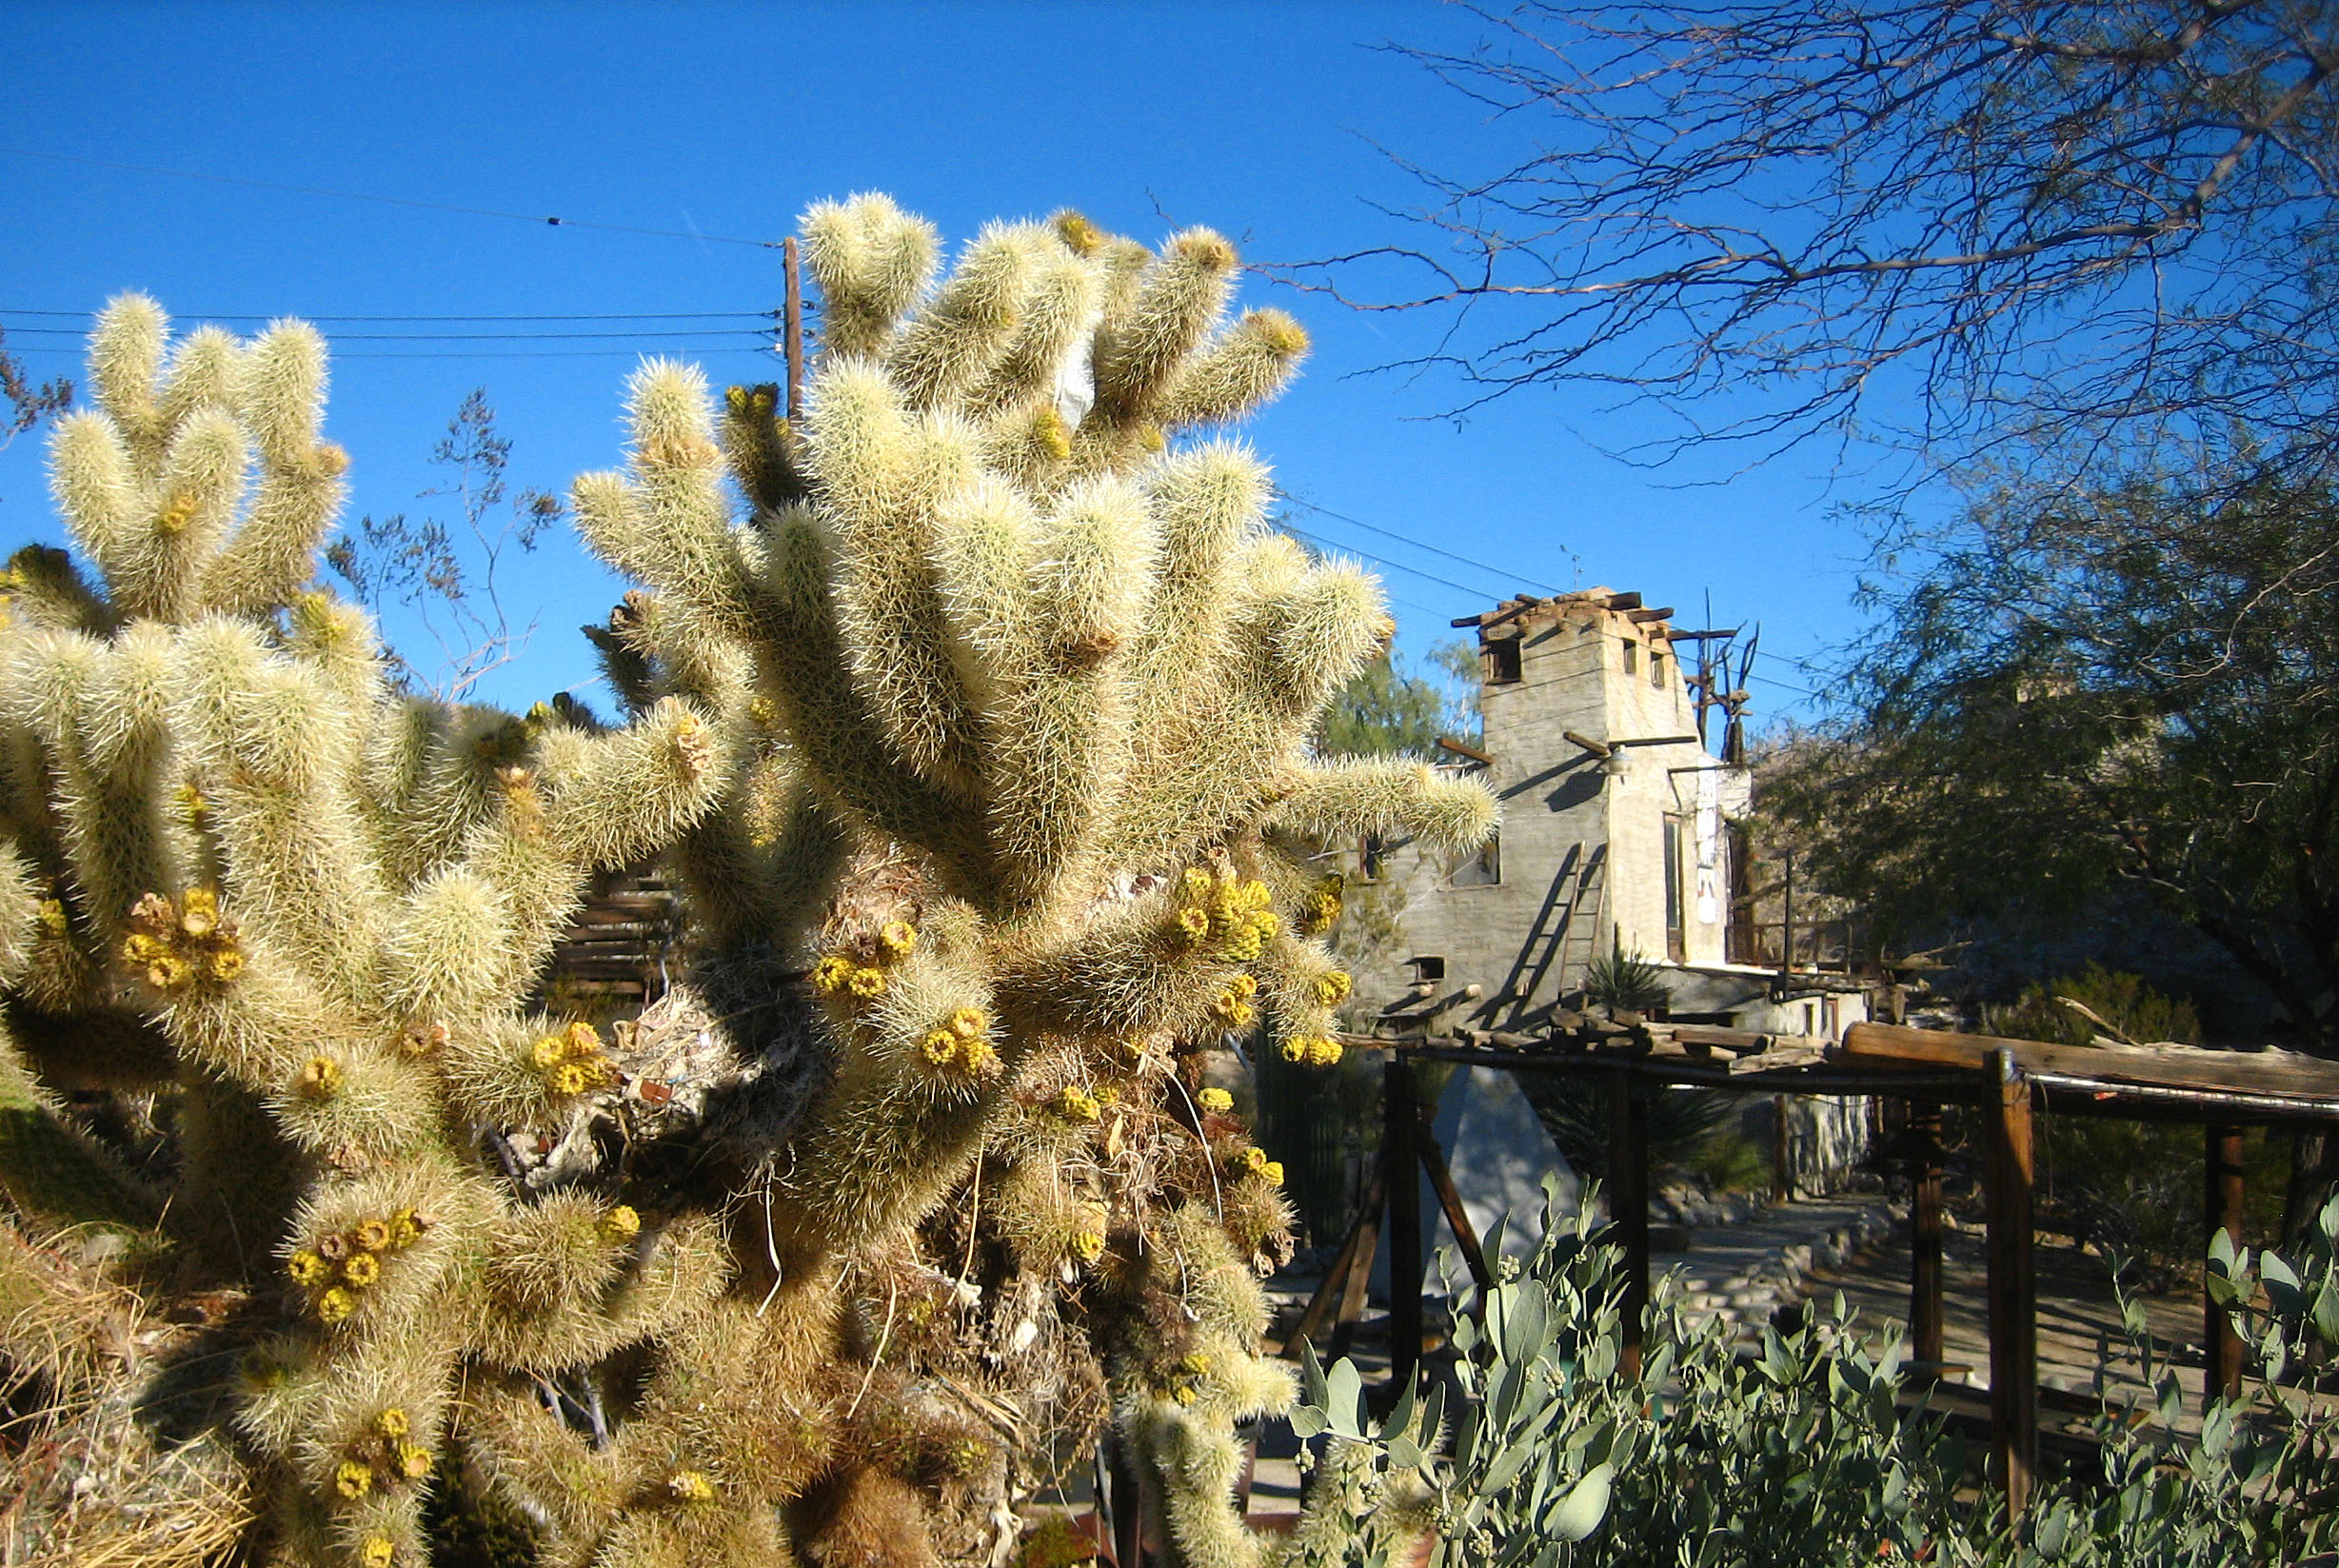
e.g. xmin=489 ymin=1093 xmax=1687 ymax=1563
xmin=1358 ymin=587 xmax=1871 ymax=1041
xmin=1349 ymin=589 xmax=1878 ymax=1236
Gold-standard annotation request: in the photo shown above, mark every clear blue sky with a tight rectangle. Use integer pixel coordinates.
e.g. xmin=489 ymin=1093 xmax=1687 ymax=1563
xmin=1 ymin=1 xmax=1866 ymax=717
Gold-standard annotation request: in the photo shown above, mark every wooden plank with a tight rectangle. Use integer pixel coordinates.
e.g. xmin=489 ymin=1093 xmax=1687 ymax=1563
xmin=1386 ymin=1057 xmax=1423 ymax=1393
xmin=1844 ymin=1021 xmax=2339 ymax=1102
xmin=1669 ymin=1022 xmax=1771 ymax=1055
xmin=1908 ymin=1102 xmax=1946 ymax=1368
xmin=1984 ymin=1049 xmax=2037 ymax=1523
xmin=1418 ymin=1128 xmax=1495 ymax=1293
xmin=1283 ymin=1168 xmax=1379 ymax=1352
xmin=1609 ymin=1069 xmax=1650 ymax=1379
xmin=2207 ymin=1125 xmax=2247 ymax=1404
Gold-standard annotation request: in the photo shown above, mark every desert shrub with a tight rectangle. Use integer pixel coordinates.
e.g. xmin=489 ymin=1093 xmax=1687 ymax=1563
xmin=1292 ymin=1186 xmax=2339 ymax=1566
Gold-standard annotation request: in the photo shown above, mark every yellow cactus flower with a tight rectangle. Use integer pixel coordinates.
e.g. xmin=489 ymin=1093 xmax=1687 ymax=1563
xmin=922 ymin=1029 xmax=961 ymax=1065
xmin=297 ymin=1056 xmax=341 ymax=1099
xmin=1306 ymin=1039 xmax=1345 ymax=1067
xmin=878 ymin=920 xmax=918 ymax=957
xmin=341 ymin=1251 xmax=381 ymax=1288
xmin=948 ymin=1006 xmax=989 ymax=1039
xmin=1260 ymin=1161 xmax=1285 ymax=1187
xmin=178 ymin=887 xmax=219 ymax=938
xmin=552 ymin=1062 xmax=591 ymax=1096
xmin=207 ymin=946 xmax=244 ymax=982
xmin=1198 ymin=1087 xmax=1234 ymax=1113
xmin=354 ymin=1218 xmax=392 ymax=1253
xmin=1230 ymin=974 xmax=1259 ymax=999
xmin=35 ymin=899 xmax=67 ymax=935
xmin=334 ymin=1458 xmax=374 ymax=1499
xmin=387 ymin=1209 xmax=422 ymax=1249
xmin=1180 ymin=1351 xmax=1214 ymax=1374
xmin=396 ymin=1440 xmax=431 ymax=1479
xmin=1052 ymin=1086 xmax=1100 ymax=1121
xmin=376 ymin=1407 xmax=410 ymax=1439
xmin=963 ymin=1039 xmax=1001 ymax=1076
xmin=360 ymin=1534 xmax=395 ymax=1568
xmin=529 ymin=1035 xmax=566 ymax=1069
xmin=603 ymin=1204 xmax=641 ymax=1241
xmin=1312 ymin=971 xmax=1354 ymax=1006
xmin=565 ymin=1020 xmax=601 ymax=1056
xmin=148 ymin=951 xmax=194 ymax=988
xmin=846 ymin=966 xmax=888 ymax=1000
xmin=1181 ymin=867 xmax=1213 ymax=898
xmin=1241 ymin=1146 xmax=1269 ymax=1174
xmin=811 ymin=954 xmax=855 ymax=993
xmin=123 ymin=932 xmax=165 ymax=963
xmin=1251 ymin=910 xmax=1280 ymax=941
xmin=1069 ymin=1230 xmax=1106 ymax=1263
xmin=668 ymin=1469 xmax=716 ymax=1503
xmin=1173 ymin=1384 xmax=1197 ymax=1406
xmin=1281 ymin=1040 xmax=1306 ymax=1062
xmin=286 ymin=1250 xmax=329 ymax=1288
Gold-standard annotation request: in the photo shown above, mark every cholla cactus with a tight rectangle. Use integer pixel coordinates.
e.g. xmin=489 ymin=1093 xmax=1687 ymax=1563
xmin=563 ymin=194 xmax=1496 ymax=1567
xmin=0 ymin=298 xmax=728 ymax=1565
xmin=0 ymin=201 xmax=1495 ymax=1568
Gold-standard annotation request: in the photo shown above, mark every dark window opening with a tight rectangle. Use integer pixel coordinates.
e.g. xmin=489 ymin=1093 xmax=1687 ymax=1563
xmin=1358 ymin=831 xmax=1387 ymax=883
xmin=1651 ymin=648 xmax=1666 ymax=688
xmin=1485 ymin=638 xmax=1522 ymax=685
xmin=1453 ymin=830 xmax=1501 ymax=886
xmin=1408 ymin=955 xmax=1447 ymax=984
xmin=1621 ymin=639 xmax=1638 ymax=675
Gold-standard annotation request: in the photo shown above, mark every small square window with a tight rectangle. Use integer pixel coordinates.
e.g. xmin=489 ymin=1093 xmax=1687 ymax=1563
xmin=1408 ymin=955 xmax=1447 ymax=984
xmin=1485 ymin=638 xmax=1522 ymax=685
xmin=1452 ymin=831 xmax=1501 ymax=886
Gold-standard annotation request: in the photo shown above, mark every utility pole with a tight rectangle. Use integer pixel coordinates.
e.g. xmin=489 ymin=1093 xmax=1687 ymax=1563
xmin=783 ymin=236 xmax=805 ymax=423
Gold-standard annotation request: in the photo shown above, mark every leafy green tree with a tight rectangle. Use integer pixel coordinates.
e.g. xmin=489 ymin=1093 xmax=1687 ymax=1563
xmin=1765 ymin=458 xmax=2339 ymax=1054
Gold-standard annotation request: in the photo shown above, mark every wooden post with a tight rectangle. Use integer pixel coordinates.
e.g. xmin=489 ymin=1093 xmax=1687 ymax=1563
xmin=1103 ymin=1430 xmax=1143 ymax=1568
xmin=1772 ymin=1094 xmax=1793 ymax=1205
xmin=1984 ymin=1048 xmax=2037 ymax=1525
xmin=1908 ymin=1100 xmax=1946 ymax=1368
xmin=1385 ymin=1054 xmax=1423 ymax=1392
xmin=1609 ymin=1068 xmax=1650 ymax=1379
xmin=782 ymin=235 xmax=806 ymax=423
xmin=2207 ymin=1124 xmax=2247 ymax=1404
xmin=1419 ymin=1129 xmax=1495 ymax=1292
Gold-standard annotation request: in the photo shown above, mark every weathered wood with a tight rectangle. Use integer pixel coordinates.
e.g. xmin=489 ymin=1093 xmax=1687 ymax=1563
xmin=1984 ymin=1049 xmax=2037 ymax=1523
xmin=2207 ymin=1124 xmax=2247 ymax=1403
xmin=783 ymin=235 xmax=806 ymax=422
xmin=1418 ymin=1126 xmax=1495 ymax=1292
xmin=1908 ymin=1101 xmax=1946 ymax=1369
xmin=1772 ymin=1093 xmax=1793 ymax=1204
xmin=1844 ymin=1020 xmax=2339 ymax=1102
xmin=1609 ymin=1068 xmax=1651 ymax=1379
xmin=1386 ymin=1056 xmax=1424 ymax=1392
xmin=1285 ymin=1156 xmax=1386 ymax=1352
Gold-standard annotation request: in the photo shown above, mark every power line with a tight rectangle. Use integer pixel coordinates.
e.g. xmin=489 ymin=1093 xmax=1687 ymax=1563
xmin=4 ymin=308 xmax=771 ymax=324
xmin=1282 ymin=526 xmax=1497 ymax=602
xmin=8 ymin=344 xmax=776 ymax=362
xmin=0 ymin=146 xmax=783 ymax=248
xmin=1277 ymin=487 xmax=1568 ymax=598
xmin=3 ymin=324 xmax=768 ymax=343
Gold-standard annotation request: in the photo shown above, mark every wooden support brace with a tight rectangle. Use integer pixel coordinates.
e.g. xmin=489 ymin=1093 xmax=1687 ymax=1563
xmin=1609 ymin=1067 xmax=1651 ymax=1379
xmin=1984 ymin=1048 xmax=2038 ymax=1525
xmin=1419 ymin=1126 xmax=1495 ymax=1293
xmin=1908 ymin=1100 xmax=1946 ymax=1369
xmin=2207 ymin=1123 xmax=2247 ymax=1404
xmin=1288 ymin=1156 xmax=1384 ymax=1353
xmin=1386 ymin=1054 xmax=1424 ymax=1392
